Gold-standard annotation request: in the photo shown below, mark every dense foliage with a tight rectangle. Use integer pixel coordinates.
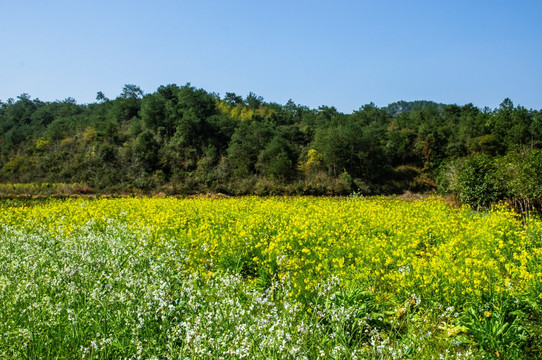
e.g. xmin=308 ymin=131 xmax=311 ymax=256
xmin=1 ymin=197 xmax=541 ymax=359
xmin=1 ymin=85 xmax=541 ymax=208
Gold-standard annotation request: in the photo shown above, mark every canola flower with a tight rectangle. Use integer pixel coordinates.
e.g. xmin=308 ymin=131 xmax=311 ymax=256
xmin=0 ymin=196 xmax=541 ymax=359
xmin=2 ymin=196 xmax=539 ymax=302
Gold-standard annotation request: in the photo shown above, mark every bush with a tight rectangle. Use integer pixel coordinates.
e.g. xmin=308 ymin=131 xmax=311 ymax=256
xmin=496 ymin=149 xmax=542 ymax=214
xmin=437 ymin=154 xmax=501 ymax=210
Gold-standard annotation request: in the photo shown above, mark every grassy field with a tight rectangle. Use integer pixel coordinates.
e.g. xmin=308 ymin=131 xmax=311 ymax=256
xmin=1 ymin=196 xmax=541 ymax=359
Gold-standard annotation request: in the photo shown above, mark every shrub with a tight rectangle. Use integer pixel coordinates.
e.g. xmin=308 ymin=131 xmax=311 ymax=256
xmin=438 ymin=154 xmax=501 ymax=210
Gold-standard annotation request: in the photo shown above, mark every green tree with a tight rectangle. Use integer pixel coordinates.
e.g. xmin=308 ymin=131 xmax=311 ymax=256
xmin=224 ymin=92 xmax=244 ymax=106
xmin=496 ymin=149 xmax=542 ymax=213
xmin=140 ymin=92 xmax=168 ymax=132
xmin=456 ymin=154 xmax=500 ymax=209
xmin=256 ymin=136 xmax=297 ymax=180
xmin=227 ymin=121 xmax=273 ymax=177
xmin=133 ymin=130 xmax=159 ymax=172
xmin=246 ymin=92 xmax=263 ymax=109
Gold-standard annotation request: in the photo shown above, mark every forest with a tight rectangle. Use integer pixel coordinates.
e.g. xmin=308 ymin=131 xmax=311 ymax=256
xmin=1 ymin=84 xmax=541 ymax=210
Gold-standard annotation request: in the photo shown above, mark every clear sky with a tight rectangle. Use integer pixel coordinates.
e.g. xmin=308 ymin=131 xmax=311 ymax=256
xmin=1 ymin=0 xmax=541 ymax=112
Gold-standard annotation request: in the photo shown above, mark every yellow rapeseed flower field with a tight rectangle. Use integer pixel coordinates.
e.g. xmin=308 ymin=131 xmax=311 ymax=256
xmin=2 ymin=196 xmax=540 ymax=305
xmin=2 ymin=196 xmax=542 ymax=358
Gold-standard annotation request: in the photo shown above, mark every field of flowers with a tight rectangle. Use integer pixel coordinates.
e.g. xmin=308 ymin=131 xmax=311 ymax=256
xmin=1 ymin=196 xmax=541 ymax=359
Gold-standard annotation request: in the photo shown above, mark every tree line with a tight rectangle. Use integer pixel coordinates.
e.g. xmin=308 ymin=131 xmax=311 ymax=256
xmin=1 ymin=84 xmax=541 ymax=211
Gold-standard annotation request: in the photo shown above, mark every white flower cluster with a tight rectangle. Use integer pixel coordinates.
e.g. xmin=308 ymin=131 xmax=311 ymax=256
xmin=0 ymin=214 xmax=486 ymax=359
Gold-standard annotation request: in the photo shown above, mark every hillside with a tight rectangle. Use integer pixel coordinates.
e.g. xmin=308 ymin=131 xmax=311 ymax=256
xmin=1 ymin=84 xmax=541 ymax=209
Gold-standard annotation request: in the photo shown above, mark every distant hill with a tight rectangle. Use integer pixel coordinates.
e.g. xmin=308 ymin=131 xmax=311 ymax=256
xmin=384 ymin=100 xmax=446 ymax=116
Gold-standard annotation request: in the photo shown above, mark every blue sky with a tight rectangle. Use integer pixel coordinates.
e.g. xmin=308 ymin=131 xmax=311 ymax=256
xmin=1 ymin=0 xmax=541 ymax=112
